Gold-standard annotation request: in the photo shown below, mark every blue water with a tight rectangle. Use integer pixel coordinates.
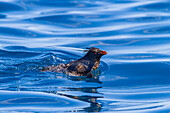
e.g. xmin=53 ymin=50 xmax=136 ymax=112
xmin=0 ymin=0 xmax=170 ymax=112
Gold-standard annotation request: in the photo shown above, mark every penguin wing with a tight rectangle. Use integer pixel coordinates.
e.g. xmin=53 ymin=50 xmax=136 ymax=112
xmin=66 ymin=60 xmax=88 ymax=73
xmin=76 ymin=63 xmax=88 ymax=73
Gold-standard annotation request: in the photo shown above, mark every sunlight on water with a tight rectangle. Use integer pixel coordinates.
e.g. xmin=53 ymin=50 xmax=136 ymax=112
xmin=0 ymin=0 xmax=170 ymax=112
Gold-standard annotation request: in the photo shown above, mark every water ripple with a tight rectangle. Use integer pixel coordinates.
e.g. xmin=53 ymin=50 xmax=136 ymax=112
xmin=0 ymin=0 xmax=170 ymax=112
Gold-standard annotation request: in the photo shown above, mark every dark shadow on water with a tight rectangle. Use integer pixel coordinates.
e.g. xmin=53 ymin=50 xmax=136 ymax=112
xmin=58 ymin=93 xmax=103 ymax=112
xmin=60 ymin=69 xmax=103 ymax=112
xmin=45 ymin=70 xmax=103 ymax=112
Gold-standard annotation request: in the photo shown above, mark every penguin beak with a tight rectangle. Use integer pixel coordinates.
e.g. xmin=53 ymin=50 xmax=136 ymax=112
xmin=100 ymin=50 xmax=107 ymax=55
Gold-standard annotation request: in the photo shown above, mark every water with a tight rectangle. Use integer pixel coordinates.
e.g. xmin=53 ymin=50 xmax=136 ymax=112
xmin=0 ymin=0 xmax=170 ymax=112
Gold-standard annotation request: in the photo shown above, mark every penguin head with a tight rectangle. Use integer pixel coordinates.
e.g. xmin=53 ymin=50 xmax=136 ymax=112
xmin=84 ymin=47 xmax=107 ymax=61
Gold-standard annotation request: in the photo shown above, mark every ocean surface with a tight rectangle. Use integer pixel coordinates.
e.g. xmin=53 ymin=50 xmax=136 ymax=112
xmin=0 ymin=0 xmax=170 ymax=112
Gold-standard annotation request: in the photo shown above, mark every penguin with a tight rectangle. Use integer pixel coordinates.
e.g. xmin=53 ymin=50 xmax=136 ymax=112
xmin=42 ymin=47 xmax=107 ymax=78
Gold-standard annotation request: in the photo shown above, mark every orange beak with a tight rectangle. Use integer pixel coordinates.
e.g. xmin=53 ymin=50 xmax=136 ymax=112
xmin=100 ymin=50 xmax=107 ymax=55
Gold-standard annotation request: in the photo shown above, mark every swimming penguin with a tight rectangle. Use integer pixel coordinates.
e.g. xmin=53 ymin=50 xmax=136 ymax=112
xmin=42 ymin=47 xmax=107 ymax=78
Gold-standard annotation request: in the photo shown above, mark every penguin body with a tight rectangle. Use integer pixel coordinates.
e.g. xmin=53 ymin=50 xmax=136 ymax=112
xmin=42 ymin=47 xmax=107 ymax=78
